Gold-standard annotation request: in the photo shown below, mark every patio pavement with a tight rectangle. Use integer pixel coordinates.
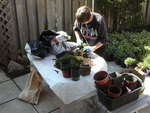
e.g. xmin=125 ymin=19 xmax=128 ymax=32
xmin=0 ymin=62 xmax=150 ymax=113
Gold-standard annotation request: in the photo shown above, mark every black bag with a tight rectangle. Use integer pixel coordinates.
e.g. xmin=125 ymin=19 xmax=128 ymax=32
xmin=28 ymin=30 xmax=59 ymax=58
xmin=28 ymin=40 xmax=50 ymax=58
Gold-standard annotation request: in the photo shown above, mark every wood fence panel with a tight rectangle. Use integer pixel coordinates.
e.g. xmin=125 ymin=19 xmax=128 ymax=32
xmin=87 ymin=0 xmax=92 ymax=9
xmin=55 ymin=0 xmax=63 ymax=31
xmin=37 ymin=0 xmax=46 ymax=33
xmin=64 ymin=0 xmax=72 ymax=34
xmin=147 ymin=0 xmax=150 ymax=24
xmin=15 ymin=0 xmax=29 ymax=52
xmin=47 ymin=0 xmax=56 ymax=30
xmin=72 ymin=0 xmax=80 ymax=22
xmin=27 ymin=0 xmax=38 ymax=40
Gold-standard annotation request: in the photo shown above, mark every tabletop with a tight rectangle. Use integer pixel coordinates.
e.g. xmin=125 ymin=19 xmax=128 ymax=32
xmin=25 ymin=44 xmax=108 ymax=104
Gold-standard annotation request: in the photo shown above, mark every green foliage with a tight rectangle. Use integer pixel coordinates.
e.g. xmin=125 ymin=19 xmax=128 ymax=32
xmin=137 ymin=54 xmax=150 ymax=69
xmin=55 ymin=51 xmax=84 ymax=70
xmin=105 ymin=30 xmax=150 ymax=67
xmin=124 ymin=57 xmax=137 ymax=67
xmin=95 ymin=0 xmax=145 ymax=31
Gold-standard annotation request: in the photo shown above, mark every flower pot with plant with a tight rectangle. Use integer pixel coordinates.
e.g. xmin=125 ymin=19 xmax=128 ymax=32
xmin=136 ymin=54 xmax=150 ymax=76
xmin=70 ymin=56 xmax=83 ymax=81
xmin=79 ymin=63 xmax=91 ymax=76
xmin=124 ymin=57 xmax=137 ymax=69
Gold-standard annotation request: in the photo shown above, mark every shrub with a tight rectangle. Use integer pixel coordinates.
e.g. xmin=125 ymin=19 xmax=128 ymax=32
xmin=105 ymin=30 xmax=150 ymax=67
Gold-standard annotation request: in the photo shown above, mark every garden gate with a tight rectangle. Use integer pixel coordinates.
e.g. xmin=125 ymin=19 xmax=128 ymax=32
xmin=0 ymin=0 xmax=18 ymax=68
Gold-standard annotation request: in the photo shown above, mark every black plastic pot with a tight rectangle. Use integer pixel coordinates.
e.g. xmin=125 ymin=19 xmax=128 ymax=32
xmin=124 ymin=74 xmax=139 ymax=90
xmin=71 ymin=67 xmax=80 ymax=81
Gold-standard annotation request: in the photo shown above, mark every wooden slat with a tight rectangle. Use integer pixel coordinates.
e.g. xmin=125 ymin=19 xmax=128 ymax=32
xmin=64 ymin=0 xmax=72 ymax=34
xmin=11 ymin=0 xmax=18 ymax=48
xmin=147 ymin=0 xmax=150 ymax=24
xmin=47 ymin=0 xmax=56 ymax=30
xmin=72 ymin=0 xmax=80 ymax=22
xmin=87 ymin=0 xmax=92 ymax=9
xmin=26 ymin=0 xmax=38 ymax=40
xmin=15 ymin=0 xmax=29 ymax=52
xmin=55 ymin=0 xmax=63 ymax=31
xmin=37 ymin=0 xmax=46 ymax=33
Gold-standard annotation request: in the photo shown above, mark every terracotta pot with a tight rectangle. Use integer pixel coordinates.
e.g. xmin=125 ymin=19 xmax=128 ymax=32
xmin=62 ymin=70 xmax=71 ymax=78
xmin=79 ymin=64 xmax=91 ymax=76
xmin=107 ymin=86 xmax=122 ymax=98
xmin=94 ymin=71 xmax=110 ymax=85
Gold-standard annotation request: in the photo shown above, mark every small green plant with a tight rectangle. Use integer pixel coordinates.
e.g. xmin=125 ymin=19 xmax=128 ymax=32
xmin=137 ymin=54 xmax=150 ymax=69
xmin=124 ymin=57 xmax=137 ymax=68
xmin=55 ymin=51 xmax=84 ymax=70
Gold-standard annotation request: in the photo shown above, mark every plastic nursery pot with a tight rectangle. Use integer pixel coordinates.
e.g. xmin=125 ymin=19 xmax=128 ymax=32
xmin=79 ymin=64 xmax=91 ymax=76
xmin=125 ymin=75 xmax=139 ymax=90
xmin=62 ymin=69 xmax=71 ymax=78
xmin=109 ymin=72 xmax=124 ymax=86
xmin=107 ymin=85 xmax=122 ymax=98
xmin=71 ymin=68 xmax=80 ymax=81
xmin=94 ymin=71 xmax=110 ymax=85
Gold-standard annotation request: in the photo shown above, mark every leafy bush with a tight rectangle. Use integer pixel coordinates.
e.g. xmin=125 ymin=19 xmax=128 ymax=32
xmin=105 ymin=30 xmax=150 ymax=67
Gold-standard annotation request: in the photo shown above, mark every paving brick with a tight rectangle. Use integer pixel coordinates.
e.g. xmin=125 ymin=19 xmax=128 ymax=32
xmin=107 ymin=61 xmax=124 ymax=73
xmin=0 ymin=80 xmax=20 ymax=104
xmin=138 ymin=105 xmax=150 ymax=113
xmin=60 ymin=96 xmax=102 ymax=113
xmin=0 ymin=69 xmax=9 ymax=83
xmin=50 ymin=109 xmax=61 ymax=113
xmin=0 ymin=99 xmax=37 ymax=113
xmin=34 ymin=84 xmax=63 ymax=113
xmin=14 ymin=74 xmax=28 ymax=90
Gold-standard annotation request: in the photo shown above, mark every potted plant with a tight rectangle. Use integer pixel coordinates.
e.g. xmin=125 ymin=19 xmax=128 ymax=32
xmin=107 ymin=85 xmax=122 ymax=98
xmin=55 ymin=52 xmax=74 ymax=78
xmin=136 ymin=54 xmax=150 ymax=76
xmin=70 ymin=56 xmax=83 ymax=81
xmin=124 ymin=57 xmax=137 ymax=68
xmin=79 ymin=63 xmax=91 ymax=76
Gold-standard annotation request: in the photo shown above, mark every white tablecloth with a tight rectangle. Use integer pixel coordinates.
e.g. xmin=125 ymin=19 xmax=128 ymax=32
xmin=25 ymin=44 xmax=108 ymax=104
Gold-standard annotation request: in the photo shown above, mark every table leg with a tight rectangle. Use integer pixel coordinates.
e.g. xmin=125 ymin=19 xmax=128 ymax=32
xmin=18 ymin=66 xmax=43 ymax=104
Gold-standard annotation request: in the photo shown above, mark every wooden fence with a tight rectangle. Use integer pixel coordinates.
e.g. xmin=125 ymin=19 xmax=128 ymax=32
xmin=14 ymin=0 xmax=93 ymax=53
xmin=4 ymin=0 xmax=150 ymax=53
xmin=0 ymin=0 xmax=149 ymax=67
